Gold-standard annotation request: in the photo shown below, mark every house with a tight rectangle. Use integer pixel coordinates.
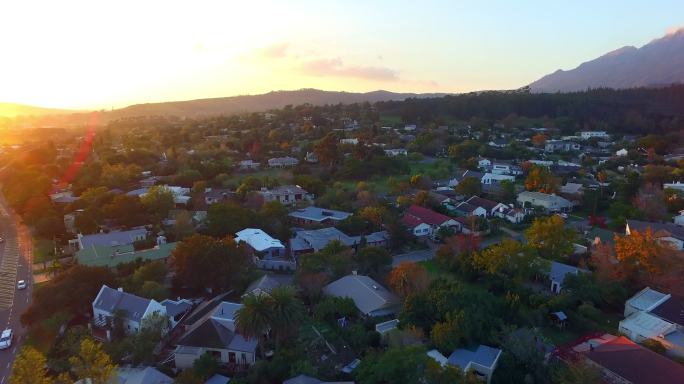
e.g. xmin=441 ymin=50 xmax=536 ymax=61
xmin=160 ymin=298 xmax=193 ymax=328
xmin=454 ymin=202 xmax=488 ymax=218
xmin=384 ymin=148 xmax=408 ymax=157
xmin=675 ymin=210 xmax=684 ymax=226
xmin=568 ymin=334 xmax=684 ymax=384
xmin=546 ymin=261 xmax=587 ymax=294
xmin=492 ymin=204 xmax=526 ymax=224
xmin=619 ymin=287 xmax=684 ymax=357
xmin=290 ymin=227 xmax=389 ymax=256
xmin=205 ymin=374 xmax=232 ymax=384
xmin=283 ymin=375 xmax=354 ymax=384
xmin=488 ymin=138 xmax=509 ymax=148
xmin=477 ymin=158 xmax=492 ymax=170
xmin=517 ymin=191 xmax=573 ymax=213
xmin=626 ymin=220 xmax=684 ymax=250
xmin=664 ymin=182 xmax=684 ymax=193
xmin=258 ymin=185 xmax=311 ymax=206
xmin=268 ymin=156 xmax=299 ymax=168
xmin=71 ymin=228 xmax=148 ymax=251
xmin=305 ymin=152 xmax=319 ymax=163
xmin=427 ymin=344 xmax=502 ymax=384
xmin=323 ymin=274 xmax=400 ymax=317
xmin=241 ymin=274 xmax=293 ymax=298
xmin=288 ymin=206 xmax=352 ymax=226
xmin=235 ymin=228 xmax=285 ymax=259
xmin=49 ymin=191 xmax=79 ymax=204
xmin=115 ymin=366 xmax=173 ymax=384
xmin=481 ymin=173 xmax=515 ymax=185
xmin=340 ymin=138 xmax=359 ymax=145
xmin=375 ymin=319 xmax=399 ymax=335
xmin=544 ymin=140 xmax=580 ymax=153
xmin=463 ymin=196 xmax=499 ymax=216
xmin=490 ymin=162 xmax=523 ymax=176
xmin=238 ymin=159 xmax=260 ymax=171
xmin=174 ymin=301 xmax=257 ymax=370
xmin=616 ymin=148 xmax=629 ymax=157
xmin=76 ymin=240 xmax=177 ymax=268
xmin=92 ymin=285 xmax=168 ymax=340
xmin=579 ymin=130 xmax=610 ymax=140
xmin=401 ymin=205 xmax=459 ymax=239
xmin=560 ymin=182 xmax=584 ymax=197
xmin=204 ymin=189 xmax=235 ymax=205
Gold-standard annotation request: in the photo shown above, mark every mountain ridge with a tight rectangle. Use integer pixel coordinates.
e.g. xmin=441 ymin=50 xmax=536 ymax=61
xmin=529 ymin=28 xmax=684 ymax=92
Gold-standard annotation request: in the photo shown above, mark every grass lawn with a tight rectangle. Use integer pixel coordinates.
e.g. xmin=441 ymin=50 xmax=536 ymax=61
xmin=33 ymin=237 xmax=54 ymax=264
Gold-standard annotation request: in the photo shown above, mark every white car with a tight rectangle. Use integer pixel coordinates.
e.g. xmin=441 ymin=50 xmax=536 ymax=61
xmin=0 ymin=329 xmax=12 ymax=349
xmin=16 ymin=280 xmax=26 ymax=290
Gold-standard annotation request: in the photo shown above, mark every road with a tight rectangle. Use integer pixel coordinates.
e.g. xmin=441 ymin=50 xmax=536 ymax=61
xmin=0 ymin=194 xmax=33 ymax=384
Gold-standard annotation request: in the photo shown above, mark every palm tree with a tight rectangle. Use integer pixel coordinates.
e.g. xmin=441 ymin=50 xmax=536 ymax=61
xmin=269 ymin=286 xmax=305 ymax=345
xmin=235 ymin=293 xmax=273 ymax=342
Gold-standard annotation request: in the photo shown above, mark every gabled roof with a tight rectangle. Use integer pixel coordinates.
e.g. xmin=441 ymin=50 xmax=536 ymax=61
xmin=93 ymin=285 xmax=154 ymax=323
xmin=176 ymin=317 xmax=257 ymax=353
xmin=584 ymin=336 xmax=684 ymax=384
xmin=79 ymin=228 xmax=147 ymax=248
xmin=447 ymin=344 xmax=502 ymax=370
xmin=403 ymin=205 xmax=452 ymax=227
xmin=160 ymin=298 xmax=193 ymax=318
xmin=627 ymin=219 xmax=684 ymax=241
xmin=549 ymin=261 xmax=587 ymax=284
xmin=204 ymin=374 xmax=231 ymax=384
xmin=465 ymin=196 xmax=498 ymax=211
xmin=235 ymin=228 xmax=284 ymax=251
xmin=626 ymin=287 xmax=669 ymax=312
xmin=288 ymin=206 xmax=352 ymax=222
xmin=323 ymin=274 xmax=399 ymax=315
xmin=243 ymin=274 xmax=289 ymax=297
xmin=116 ymin=366 xmax=173 ymax=384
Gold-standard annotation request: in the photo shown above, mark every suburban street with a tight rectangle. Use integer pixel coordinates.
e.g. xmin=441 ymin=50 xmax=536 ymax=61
xmin=0 ymin=194 xmax=33 ymax=384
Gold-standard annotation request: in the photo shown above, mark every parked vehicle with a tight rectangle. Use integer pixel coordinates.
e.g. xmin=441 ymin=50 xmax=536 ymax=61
xmin=0 ymin=329 xmax=12 ymax=349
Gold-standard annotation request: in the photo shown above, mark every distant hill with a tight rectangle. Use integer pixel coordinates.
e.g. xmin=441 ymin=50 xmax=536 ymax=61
xmin=529 ymin=28 xmax=684 ymax=93
xmin=108 ymin=89 xmax=449 ymax=118
xmin=0 ymin=102 xmax=79 ymax=118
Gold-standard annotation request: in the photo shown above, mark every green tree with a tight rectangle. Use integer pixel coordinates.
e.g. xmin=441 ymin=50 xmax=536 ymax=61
xmin=473 ymin=239 xmax=541 ymax=282
xmin=169 ymin=234 xmax=250 ymax=294
xmin=353 ymin=246 xmax=392 ymax=276
xmin=525 ymin=216 xmax=577 ymax=260
xmin=355 ymin=345 xmax=428 ymax=384
xmin=141 ymin=185 xmax=175 ymax=223
xmin=131 ymin=311 xmax=169 ymax=364
xmin=454 ymin=177 xmax=482 ymax=197
xmin=269 ymin=286 xmax=305 ymax=345
xmin=10 ymin=346 xmax=53 ymax=384
xmin=235 ymin=293 xmax=273 ymax=341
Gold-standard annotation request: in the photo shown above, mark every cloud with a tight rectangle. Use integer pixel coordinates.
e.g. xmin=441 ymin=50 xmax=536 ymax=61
xmin=259 ymin=42 xmax=289 ymax=59
xmin=300 ymin=58 xmax=398 ymax=81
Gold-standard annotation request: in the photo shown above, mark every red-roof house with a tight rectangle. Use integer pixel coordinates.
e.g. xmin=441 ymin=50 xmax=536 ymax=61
xmin=401 ymin=205 xmax=459 ymax=238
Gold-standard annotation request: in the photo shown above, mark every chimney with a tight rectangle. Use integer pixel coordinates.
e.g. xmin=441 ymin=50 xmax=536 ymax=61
xmin=117 ymin=287 xmax=124 ymax=292
xmin=352 ymin=270 xmax=357 ymax=275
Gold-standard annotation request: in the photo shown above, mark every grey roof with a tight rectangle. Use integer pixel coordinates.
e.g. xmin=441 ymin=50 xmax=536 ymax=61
xmin=447 ymin=344 xmax=502 ymax=370
xmin=177 ymin=318 xmax=257 ymax=353
xmin=126 ymin=188 xmax=149 ymax=196
xmin=93 ymin=285 xmax=152 ymax=323
xmin=323 ymin=275 xmax=399 ymax=316
xmin=290 ymin=227 xmax=388 ymax=253
xmin=116 ymin=366 xmax=173 ymax=384
xmin=243 ymin=274 xmax=292 ymax=297
xmin=288 ymin=206 xmax=352 ymax=222
xmin=80 ymin=228 xmax=147 ymax=248
xmin=160 ymin=299 xmax=193 ymax=318
xmin=627 ymin=220 xmax=684 ymax=241
xmin=549 ymin=261 xmax=586 ymax=284
xmin=204 ymin=374 xmax=231 ymax=384
xmin=282 ymin=375 xmax=355 ymax=384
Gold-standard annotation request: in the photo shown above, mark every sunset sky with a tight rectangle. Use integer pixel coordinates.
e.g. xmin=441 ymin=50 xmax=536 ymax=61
xmin=2 ymin=0 xmax=683 ymax=109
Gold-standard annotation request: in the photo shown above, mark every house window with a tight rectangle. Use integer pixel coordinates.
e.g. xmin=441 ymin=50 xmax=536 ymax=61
xmin=241 ymin=353 xmax=247 ymax=363
xmin=228 ymin=352 xmax=236 ymax=363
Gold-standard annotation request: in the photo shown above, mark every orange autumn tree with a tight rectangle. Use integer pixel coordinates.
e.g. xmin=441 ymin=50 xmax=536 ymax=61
xmin=613 ymin=229 xmax=670 ymax=283
xmin=524 ymin=165 xmax=559 ymax=194
xmin=531 ymin=133 xmax=548 ymax=147
xmin=387 ymin=262 xmax=430 ymax=297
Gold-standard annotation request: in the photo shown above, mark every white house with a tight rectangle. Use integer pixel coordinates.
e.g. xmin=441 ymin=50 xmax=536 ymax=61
xmin=481 ymin=173 xmax=515 ymax=185
xmin=238 ymin=159 xmax=260 ymax=170
xmin=517 ymin=191 xmax=573 ymax=213
xmin=492 ymin=204 xmax=526 ymax=224
xmin=92 ymin=285 xmax=168 ymax=339
xmin=674 ymin=210 xmax=684 ymax=226
xmin=257 ymin=185 xmax=311 ymax=206
xmin=618 ymin=287 xmax=684 ymax=357
xmin=490 ymin=163 xmax=523 ymax=176
xmin=235 ymin=228 xmax=285 ymax=259
xmin=401 ymin=205 xmax=460 ymax=239
xmin=175 ymin=301 xmax=258 ymax=369
xmin=547 ymin=261 xmax=587 ymax=294
xmin=477 ymin=158 xmax=492 ymax=170
xmin=384 ymin=148 xmax=408 ymax=157
xmin=616 ymin=148 xmax=629 ymax=157
xmin=340 ymin=138 xmax=359 ymax=145
xmin=580 ymin=131 xmax=610 ymax=140
xmin=268 ymin=156 xmax=299 ymax=168
xmin=664 ymin=182 xmax=684 ymax=193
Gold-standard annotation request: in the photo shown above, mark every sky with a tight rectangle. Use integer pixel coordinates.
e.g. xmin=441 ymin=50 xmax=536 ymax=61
xmin=2 ymin=0 xmax=683 ymax=110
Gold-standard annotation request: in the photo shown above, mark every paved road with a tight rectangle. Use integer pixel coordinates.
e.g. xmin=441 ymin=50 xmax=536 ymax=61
xmin=392 ymin=249 xmax=436 ymax=266
xmin=0 ymin=195 xmax=33 ymax=384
